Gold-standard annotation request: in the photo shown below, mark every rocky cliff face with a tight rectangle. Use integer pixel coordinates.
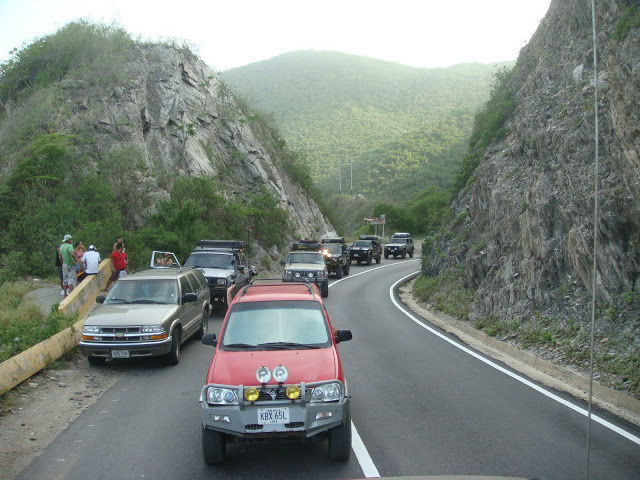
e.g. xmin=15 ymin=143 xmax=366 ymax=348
xmin=424 ymin=0 xmax=639 ymax=324
xmin=54 ymin=44 xmax=333 ymax=242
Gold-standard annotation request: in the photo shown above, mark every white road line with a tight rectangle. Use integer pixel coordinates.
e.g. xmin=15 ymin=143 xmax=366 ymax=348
xmin=330 ymin=259 xmax=420 ymax=286
xmin=328 ymin=260 xmax=418 ymax=478
xmin=389 ymin=271 xmax=640 ymax=447
xmin=351 ymin=422 xmax=380 ymax=478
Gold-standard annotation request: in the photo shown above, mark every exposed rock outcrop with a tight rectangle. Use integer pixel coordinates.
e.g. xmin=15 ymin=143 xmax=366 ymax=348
xmin=55 ymin=44 xmax=333 ymax=241
xmin=424 ymin=0 xmax=639 ymax=323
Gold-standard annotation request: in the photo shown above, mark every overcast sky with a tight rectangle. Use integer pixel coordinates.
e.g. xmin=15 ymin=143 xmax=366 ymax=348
xmin=0 ymin=0 xmax=552 ymax=71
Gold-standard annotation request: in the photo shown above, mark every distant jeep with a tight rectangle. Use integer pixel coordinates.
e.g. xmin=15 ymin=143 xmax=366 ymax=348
xmin=321 ymin=237 xmax=351 ymax=278
xmin=384 ymin=235 xmax=415 ymax=259
xmin=282 ymin=241 xmax=329 ymax=297
xmin=349 ymin=235 xmax=382 ymax=266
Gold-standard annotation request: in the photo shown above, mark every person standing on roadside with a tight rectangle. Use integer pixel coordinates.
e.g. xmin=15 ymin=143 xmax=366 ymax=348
xmin=74 ymin=241 xmax=87 ymax=282
xmin=106 ymin=242 xmax=127 ymax=290
xmin=112 ymin=235 xmax=124 ymax=252
xmin=82 ymin=245 xmax=101 ymax=277
xmin=59 ymin=234 xmax=76 ymax=298
xmin=55 ymin=243 xmax=64 ymax=295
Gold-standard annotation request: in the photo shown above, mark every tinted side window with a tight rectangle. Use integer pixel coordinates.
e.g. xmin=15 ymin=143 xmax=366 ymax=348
xmin=185 ymin=273 xmax=202 ymax=294
xmin=191 ymin=270 xmax=207 ymax=291
xmin=179 ymin=276 xmax=193 ymax=295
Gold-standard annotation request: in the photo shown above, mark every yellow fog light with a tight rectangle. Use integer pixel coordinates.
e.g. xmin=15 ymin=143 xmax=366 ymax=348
xmin=244 ymin=387 xmax=259 ymax=402
xmin=285 ymin=384 xmax=301 ymax=400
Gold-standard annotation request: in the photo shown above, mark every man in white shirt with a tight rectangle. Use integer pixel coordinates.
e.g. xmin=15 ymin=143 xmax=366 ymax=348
xmin=82 ymin=245 xmax=101 ymax=276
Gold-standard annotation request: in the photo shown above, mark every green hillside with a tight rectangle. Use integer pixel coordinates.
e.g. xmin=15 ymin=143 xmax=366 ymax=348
xmin=221 ymin=50 xmax=510 ymax=199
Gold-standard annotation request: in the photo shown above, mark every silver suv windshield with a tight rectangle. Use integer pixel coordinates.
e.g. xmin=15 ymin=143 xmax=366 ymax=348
xmin=185 ymin=252 xmax=235 ymax=269
xmin=105 ymin=279 xmax=178 ymax=305
xmin=221 ymin=301 xmax=330 ymax=348
xmin=287 ymin=252 xmax=325 ymax=265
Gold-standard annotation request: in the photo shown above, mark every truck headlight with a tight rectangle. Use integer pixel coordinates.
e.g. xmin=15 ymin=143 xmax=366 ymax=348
xmin=283 ymin=270 xmax=292 ymax=278
xmin=141 ymin=325 xmax=165 ymax=333
xmin=206 ymin=387 xmax=239 ymax=405
xmin=141 ymin=324 xmax=167 ymax=340
xmin=82 ymin=325 xmax=100 ymax=334
xmin=310 ymin=382 xmax=343 ymax=402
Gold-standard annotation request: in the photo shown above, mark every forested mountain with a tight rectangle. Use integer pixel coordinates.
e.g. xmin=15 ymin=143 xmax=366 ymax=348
xmin=0 ymin=22 xmax=332 ymax=279
xmin=221 ymin=51 xmax=510 ymax=199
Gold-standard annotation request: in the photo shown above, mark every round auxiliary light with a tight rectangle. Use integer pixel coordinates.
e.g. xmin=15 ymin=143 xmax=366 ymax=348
xmin=294 ymin=272 xmax=301 ymax=278
xmin=308 ymin=272 xmax=314 ymax=278
xmin=244 ymin=386 xmax=259 ymax=402
xmin=256 ymin=366 xmax=272 ymax=384
xmin=272 ymin=365 xmax=289 ymax=383
xmin=285 ymin=384 xmax=301 ymax=400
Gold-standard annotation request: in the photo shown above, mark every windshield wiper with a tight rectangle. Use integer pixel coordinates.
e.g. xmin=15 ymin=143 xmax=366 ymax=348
xmin=131 ymin=299 xmax=166 ymax=304
xmin=257 ymin=342 xmax=321 ymax=350
xmin=223 ymin=343 xmax=257 ymax=349
xmin=106 ymin=298 xmax=130 ymax=304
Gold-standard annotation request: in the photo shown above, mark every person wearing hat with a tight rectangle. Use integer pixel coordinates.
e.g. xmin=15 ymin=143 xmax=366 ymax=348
xmin=59 ymin=234 xmax=76 ymax=298
xmin=82 ymin=245 xmax=101 ymax=277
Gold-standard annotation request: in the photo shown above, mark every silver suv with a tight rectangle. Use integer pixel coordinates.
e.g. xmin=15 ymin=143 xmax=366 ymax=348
xmin=184 ymin=240 xmax=254 ymax=308
xmin=79 ymin=259 xmax=211 ymax=366
xmin=282 ymin=249 xmax=329 ymax=297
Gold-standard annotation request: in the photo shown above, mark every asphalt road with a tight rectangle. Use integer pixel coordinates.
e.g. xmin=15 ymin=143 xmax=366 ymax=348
xmin=15 ymin=258 xmax=640 ymax=480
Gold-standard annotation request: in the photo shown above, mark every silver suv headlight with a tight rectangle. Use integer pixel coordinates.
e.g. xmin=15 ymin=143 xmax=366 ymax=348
xmin=141 ymin=325 xmax=165 ymax=333
xmin=206 ymin=387 xmax=239 ymax=405
xmin=283 ymin=269 xmax=292 ymax=278
xmin=310 ymin=382 xmax=343 ymax=402
xmin=82 ymin=325 xmax=100 ymax=334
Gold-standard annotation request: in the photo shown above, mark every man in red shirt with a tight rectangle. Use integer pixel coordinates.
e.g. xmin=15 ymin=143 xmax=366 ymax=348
xmin=106 ymin=242 xmax=128 ymax=290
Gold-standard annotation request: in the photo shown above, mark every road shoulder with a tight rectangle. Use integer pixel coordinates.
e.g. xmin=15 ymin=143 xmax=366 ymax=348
xmin=0 ymin=350 xmax=120 ymax=480
xmin=398 ymin=280 xmax=640 ymax=428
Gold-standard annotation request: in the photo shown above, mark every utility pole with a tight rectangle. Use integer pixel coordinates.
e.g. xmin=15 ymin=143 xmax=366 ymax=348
xmin=350 ymin=161 xmax=353 ymax=195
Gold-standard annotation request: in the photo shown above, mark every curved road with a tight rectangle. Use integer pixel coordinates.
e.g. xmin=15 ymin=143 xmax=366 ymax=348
xmin=15 ymin=258 xmax=640 ymax=479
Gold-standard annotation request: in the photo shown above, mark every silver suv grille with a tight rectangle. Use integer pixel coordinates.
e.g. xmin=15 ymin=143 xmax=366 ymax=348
xmin=92 ymin=326 xmax=144 ymax=342
xmin=100 ymin=326 xmax=141 ymax=334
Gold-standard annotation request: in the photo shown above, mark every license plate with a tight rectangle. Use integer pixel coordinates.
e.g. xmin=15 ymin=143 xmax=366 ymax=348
xmin=257 ymin=407 xmax=290 ymax=425
xmin=111 ymin=350 xmax=130 ymax=358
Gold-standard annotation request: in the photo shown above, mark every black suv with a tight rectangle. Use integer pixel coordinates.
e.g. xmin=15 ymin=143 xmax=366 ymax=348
xmin=321 ymin=237 xmax=351 ymax=278
xmin=184 ymin=240 xmax=255 ymax=307
xmin=349 ymin=235 xmax=382 ymax=265
xmin=384 ymin=234 xmax=415 ymax=259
